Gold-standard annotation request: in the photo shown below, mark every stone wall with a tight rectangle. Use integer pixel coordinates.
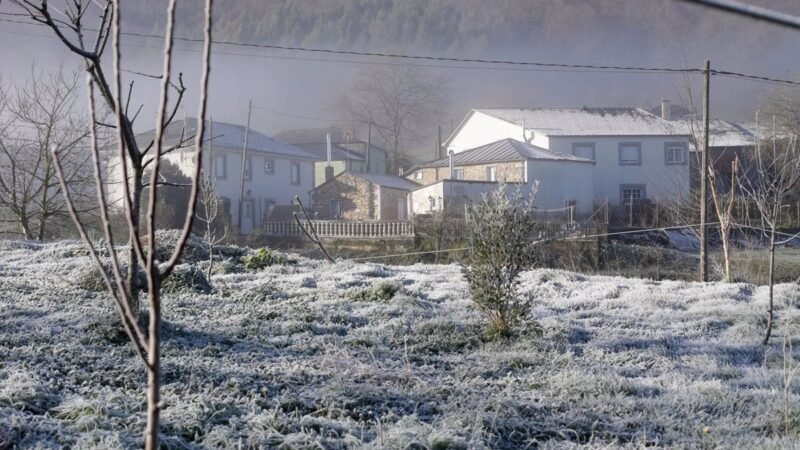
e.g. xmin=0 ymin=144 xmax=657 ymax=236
xmin=379 ymin=187 xmax=409 ymax=220
xmin=311 ymin=174 xmax=375 ymax=220
xmin=407 ymin=161 xmax=525 ymax=184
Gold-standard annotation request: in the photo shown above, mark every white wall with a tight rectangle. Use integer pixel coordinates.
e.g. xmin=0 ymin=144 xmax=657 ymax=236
xmin=546 ymin=136 xmax=690 ymax=205
xmin=105 ymin=146 xmax=315 ymax=231
xmin=527 ymin=160 xmax=595 ymax=214
xmin=447 ymin=111 xmax=550 ymax=153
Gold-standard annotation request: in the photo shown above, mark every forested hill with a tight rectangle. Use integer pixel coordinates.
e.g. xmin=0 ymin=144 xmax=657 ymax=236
xmin=120 ymin=0 xmax=799 ymax=61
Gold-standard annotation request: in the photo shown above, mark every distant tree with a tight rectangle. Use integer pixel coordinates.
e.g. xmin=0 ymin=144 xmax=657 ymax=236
xmin=0 ymin=68 xmax=94 ymax=240
xmin=197 ymin=173 xmax=228 ymax=280
xmin=335 ymin=65 xmax=448 ymax=173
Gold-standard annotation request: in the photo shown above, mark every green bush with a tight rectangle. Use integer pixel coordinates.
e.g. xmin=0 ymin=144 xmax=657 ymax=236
xmin=463 ymin=183 xmax=537 ymax=339
xmin=242 ymin=247 xmax=286 ymax=270
xmin=349 ymin=281 xmax=401 ymax=302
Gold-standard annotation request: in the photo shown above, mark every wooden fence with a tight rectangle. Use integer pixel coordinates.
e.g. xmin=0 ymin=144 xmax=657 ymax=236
xmin=264 ymin=220 xmax=415 ymax=239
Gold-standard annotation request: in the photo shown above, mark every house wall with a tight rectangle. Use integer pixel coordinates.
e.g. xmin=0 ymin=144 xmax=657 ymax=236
xmin=200 ymin=149 xmax=315 ymax=229
xmin=310 ymin=174 xmax=375 ymax=221
xmin=446 ymin=111 xmax=550 ymax=153
xmin=546 ymin=136 xmax=690 ymax=205
xmin=527 ymin=160 xmax=594 ymax=214
xmin=407 ymin=161 xmax=525 ymax=185
xmin=378 ymin=187 xmax=410 ymax=220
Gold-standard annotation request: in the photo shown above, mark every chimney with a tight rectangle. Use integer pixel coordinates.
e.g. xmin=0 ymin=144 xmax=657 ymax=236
xmin=326 ymin=132 xmax=332 ymax=167
xmin=398 ymin=166 xmax=405 ymax=176
xmin=448 ymin=149 xmax=455 ymax=179
xmin=325 ymin=166 xmax=335 ymax=182
xmin=661 ymin=99 xmax=672 ymax=120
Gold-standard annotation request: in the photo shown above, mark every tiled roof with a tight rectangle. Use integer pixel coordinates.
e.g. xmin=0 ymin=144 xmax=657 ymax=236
xmin=671 ymin=119 xmax=755 ymax=148
xmin=136 ymin=118 xmax=317 ymax=160
xmin=475 ymin=107 xmax=688 ymax=136
xmin=416 ymin=138 xmax=593 ymax=169
xmin=293 ymin=143 xmax=365 ymax=162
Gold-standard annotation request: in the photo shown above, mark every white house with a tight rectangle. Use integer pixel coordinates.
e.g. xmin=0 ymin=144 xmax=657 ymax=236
xmin=444 ymin=108 xmax=692 ymax=206
xmin=407 ymin=138 xmax=595 ymax=216
xmin=107 ymin=118 xmax=317 ymax=234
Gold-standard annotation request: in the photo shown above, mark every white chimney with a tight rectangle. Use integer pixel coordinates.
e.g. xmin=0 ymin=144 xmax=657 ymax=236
xmin=661 ymin=99 xmax=672 ymax=120
xmin=326 ymin=132 xmax=332 ymax=167
xmin=448 ymin=149 xmax=455 ymax=179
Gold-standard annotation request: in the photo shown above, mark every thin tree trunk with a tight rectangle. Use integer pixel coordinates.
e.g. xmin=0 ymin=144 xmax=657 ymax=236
xmin=128 ymin=170 xmax=144 ymax=314
xmin=144 ymin=278 xmax=161 ymax=450
xmin=763 ymin=226 xmax=777 ymax=345
xmin=721 ymin=225 xmax=731 ymax=282
xmin=37 ymin=158 xmax=53 ymax=241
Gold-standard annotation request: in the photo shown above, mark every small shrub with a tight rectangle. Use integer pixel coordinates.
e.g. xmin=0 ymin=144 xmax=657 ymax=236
xmin=162 ymin=265 xmax=212 ymax=294
xmin=73 ymin=264 xmax=146 ymax=293
xmin=141 ymin=230 xmax=209 ymax=264
xmin=463 ymin=183 xmax=537 ymax=338
xmin=242 ymin=247 xmax=286 ymax=270
xmin=349 ymin=281 xmax=401 ymax=302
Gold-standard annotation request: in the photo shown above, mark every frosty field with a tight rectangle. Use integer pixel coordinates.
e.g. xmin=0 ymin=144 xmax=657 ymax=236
xmin=1 ymin=240 xmax=800 ymax=449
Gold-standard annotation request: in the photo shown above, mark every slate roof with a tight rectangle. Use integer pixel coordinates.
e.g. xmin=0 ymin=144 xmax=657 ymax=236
xmin=415 ymin=138 xmax=593 ymax=169
xmin=293 ymin=143 xmax=365 ymax=162
xmin=273 ymin=126 xmax=345 ymax=144
xmin=350 ymin=172 xmax=420 ymax=190
xmin=473 ymin=107 xmax=688 ymax=137
xmin=136 ymin=118 xmax=317 ymax=160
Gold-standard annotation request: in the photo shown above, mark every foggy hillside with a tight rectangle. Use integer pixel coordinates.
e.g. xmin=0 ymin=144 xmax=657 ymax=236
xmin=2 ymin=0 xmax=799 ymax=160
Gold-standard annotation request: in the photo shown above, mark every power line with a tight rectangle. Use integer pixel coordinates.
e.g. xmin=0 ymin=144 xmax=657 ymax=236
xmin=1 ymin=13 xmax=800 ymax=87
xmin=675 ymin=0 xmax=800 ymax=31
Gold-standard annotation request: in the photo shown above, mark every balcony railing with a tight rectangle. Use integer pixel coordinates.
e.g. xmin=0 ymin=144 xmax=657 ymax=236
xmin=264 ymin=220 xmax=415 ymax=239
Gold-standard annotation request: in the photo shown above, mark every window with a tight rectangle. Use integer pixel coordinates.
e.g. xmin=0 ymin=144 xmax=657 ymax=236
xmin=290 ymin=162 xmax=301 ymax=185
xmin=486 ymin=166 xmax=497 ymax=182
xmin=214 ymin=155 xmax=226 ymax=179
xmin=620 ymin=184 xmax=646 ymax=205
xmin=264 ymin=159 xmax=275 ymax=174
xmin=415 ymin=171 xmax=423 ymax=180
xmin=452 ymin=168 xmax=464 ymax=180
xmin=330 ymin=199 xmax=342 ymax=218
xmin=429 ymin=196 xmax=436 ymax=210
xmin=263 ymin=199 xmax=276 ymax=220
xmin=243 ymin=158 xmax=252 ymax=181
xmin=572 ymin=142 xmax=596 ymax=161
xmin=664 ymin=142 xmax=687 ymax=165
xmin=618 ymin=142 xmax=642 ymax=165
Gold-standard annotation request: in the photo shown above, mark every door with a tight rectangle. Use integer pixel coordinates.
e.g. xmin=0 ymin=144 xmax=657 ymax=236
xmin=397 ymin=198 xmax=408 ymax=220
xmin=241 ymin=199 xmax=254 ymax=234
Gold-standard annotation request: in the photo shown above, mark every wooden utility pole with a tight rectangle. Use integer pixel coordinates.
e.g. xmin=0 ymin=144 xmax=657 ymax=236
xmin=437 ymin=125 xmax=442 ymax=159
xmin=699 ymin=60 xmax=711 ymax=282
xmin=237 ymin=99 xmax=252 ymax=232
xmin=208 ymin=117 xmax=214 ymax=175
xmin=366 ymin=121 xmax=372 ymax=173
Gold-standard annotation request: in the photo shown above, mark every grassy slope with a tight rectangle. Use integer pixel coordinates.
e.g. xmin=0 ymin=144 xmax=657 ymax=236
xmin=1 ymin=240 xmax=799 ymax=449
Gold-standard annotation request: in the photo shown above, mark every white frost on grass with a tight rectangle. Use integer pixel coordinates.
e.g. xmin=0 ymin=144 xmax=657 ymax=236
xmin=0 ymin=240 xmax=799 ymax=448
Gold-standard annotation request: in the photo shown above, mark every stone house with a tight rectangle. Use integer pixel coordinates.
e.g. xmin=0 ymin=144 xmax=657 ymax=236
xmin=310 ymin=172 xmax=419 ymax=221
xmin=406 ymin=138 xmax=595 ymax=216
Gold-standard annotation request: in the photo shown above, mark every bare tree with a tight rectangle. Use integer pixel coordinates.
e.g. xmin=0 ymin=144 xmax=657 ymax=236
xmin=12 ymin=1 xmax=214 ymax=448
xmin=739 ymin=129 xmax=800 ymax=345
xmin=708 ymin=157 xmax=738 ymax=282
xmin=198 ymin=173 xmax=228 ymax=280
xmin=0 ymin=67 xmax=94 ymax=240
xmin=335 ymin=65 xmax=448 ymax=173
xmin=11 ymin=0 xmax=194 ymax=313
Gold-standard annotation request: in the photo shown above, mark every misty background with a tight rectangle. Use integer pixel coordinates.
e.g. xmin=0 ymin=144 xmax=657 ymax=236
xmin=1 ymin=0 xmax=799 ymax=162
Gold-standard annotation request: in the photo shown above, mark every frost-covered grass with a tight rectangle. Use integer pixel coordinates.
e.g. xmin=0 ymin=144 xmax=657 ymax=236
xmin=1 ymin=240 xmax=800 ymax=448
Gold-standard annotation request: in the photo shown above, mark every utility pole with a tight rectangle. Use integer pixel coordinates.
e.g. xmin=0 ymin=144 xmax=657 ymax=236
xmin=237 ymin=99 xmax=252 ymax=233
xmin=366 ymin=121 xmax=372 ymax=173
xmin=208 ymin=117 xmax=214 ymax=176
xmin=436 ymin=125 xmax=442 ymax=159
xmin=699 ymin=60 xmax=711 ymax=282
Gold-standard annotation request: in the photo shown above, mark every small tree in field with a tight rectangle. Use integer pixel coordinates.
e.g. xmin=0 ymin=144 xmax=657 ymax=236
xmin=197 ymin=174 xmax=227 ymax=280
xmin=739 ymin=132 xmax=800 ymax=345
xmin=463 ymin=183 xmax=538 ymax=339
xmin=708 ymin=157 xmax=739 ymax=283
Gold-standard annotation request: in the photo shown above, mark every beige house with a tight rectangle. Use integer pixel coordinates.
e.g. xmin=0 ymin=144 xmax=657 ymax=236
xmin=310 ymin=172 xmax=419 ymax=221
